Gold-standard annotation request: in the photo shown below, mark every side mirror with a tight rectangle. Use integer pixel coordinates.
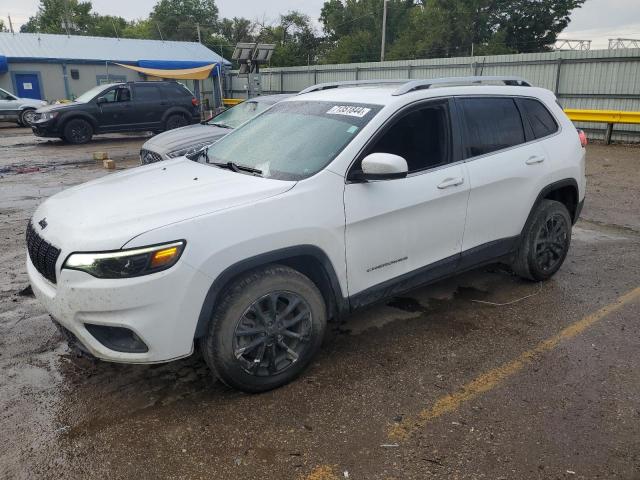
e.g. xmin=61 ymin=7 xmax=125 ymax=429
xmin=96 ymin=96 xmax=107 ymax=105
xmin=359 ymin=153 xmax=408 ymax=181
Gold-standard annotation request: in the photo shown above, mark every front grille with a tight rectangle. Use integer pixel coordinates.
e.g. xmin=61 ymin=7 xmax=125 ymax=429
xmin=140 ymin=149 xmax=163 ymax=165
xmin=26 ymin=221 xmax=61 ymax=284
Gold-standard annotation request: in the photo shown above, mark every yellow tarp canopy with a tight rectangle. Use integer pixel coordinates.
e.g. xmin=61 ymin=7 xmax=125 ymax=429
xmin=114 ymin=62 xmax=216 ymax=80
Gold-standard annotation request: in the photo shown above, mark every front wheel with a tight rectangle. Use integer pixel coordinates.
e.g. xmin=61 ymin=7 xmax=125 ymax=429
xmin=63 ymin=118 xmax=93 ymax=144
xmin=20 ymin=108 xmax=37 ymax=126
xmin=511 ymin=199 xmax=572 ymax=281
xmin=200 ymin=265 xmax=327 ymax=393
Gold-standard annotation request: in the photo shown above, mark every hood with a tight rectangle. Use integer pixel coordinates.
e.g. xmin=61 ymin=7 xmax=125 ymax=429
xmin=32 ymin=158 xmax=295 ymax=253
xmin=35 ymin=102 xmax=80 ymax=114
xmin=20 ymin=97 xmax=47 ymax=108
xmin=143 ymin=124 xmax=230 ymax=155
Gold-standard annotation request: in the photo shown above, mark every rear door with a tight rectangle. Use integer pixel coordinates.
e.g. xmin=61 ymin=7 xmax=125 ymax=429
xmin=133 ymin=84 xmax=167 ymax=129
xmin=457 ymin=96 xmax=550 ymax=265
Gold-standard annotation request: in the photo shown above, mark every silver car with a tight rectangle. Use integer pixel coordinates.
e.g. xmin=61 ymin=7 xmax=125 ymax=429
xmin=140 ymin=94 xmax=292 ymax=165
xmin=0 ymin=87 xmax=48 ymax=126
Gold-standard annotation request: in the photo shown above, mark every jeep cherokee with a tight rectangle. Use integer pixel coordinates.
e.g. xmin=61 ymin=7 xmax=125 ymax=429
xmin=26 ymin=76 xmax=586 ymax=393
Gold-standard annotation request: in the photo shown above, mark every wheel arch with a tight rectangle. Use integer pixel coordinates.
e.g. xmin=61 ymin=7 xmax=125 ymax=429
xmin=524 ymin=178 xmax=580 ymax=230
xmin=162 ymin=107 xmax=192 ymax=125
xmin=193 ymin=245 xmax=348 ymax=339
xmin=60 ymin=112 xmax=98 ymax=132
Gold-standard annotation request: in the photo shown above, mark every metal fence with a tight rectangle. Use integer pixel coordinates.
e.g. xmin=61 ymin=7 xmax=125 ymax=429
xmin=226 ymin=48 xmax=640 ymax=142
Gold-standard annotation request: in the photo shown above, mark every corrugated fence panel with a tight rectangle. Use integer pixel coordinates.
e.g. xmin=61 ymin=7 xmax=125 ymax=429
xmin=226 ymin=48 xmax=640 ymax=142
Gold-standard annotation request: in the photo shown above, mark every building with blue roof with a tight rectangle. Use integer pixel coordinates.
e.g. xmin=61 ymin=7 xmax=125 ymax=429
xmin=0 ymin=32 xmax=230 ymax=107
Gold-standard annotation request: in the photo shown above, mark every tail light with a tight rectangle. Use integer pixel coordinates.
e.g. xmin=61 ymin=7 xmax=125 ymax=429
xmin=577 ymin=129 xmax=587 ymax=148
xmin=191 ymin=97 xmax=200 ymax=107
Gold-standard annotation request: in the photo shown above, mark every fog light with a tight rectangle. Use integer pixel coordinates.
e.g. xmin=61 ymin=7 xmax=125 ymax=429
xmin=85 ymin=324 xmax=149 ymax=353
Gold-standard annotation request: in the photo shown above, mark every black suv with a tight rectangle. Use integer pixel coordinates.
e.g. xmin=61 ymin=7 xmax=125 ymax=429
xmin=31 ymin=81 xmax=201 ymax=144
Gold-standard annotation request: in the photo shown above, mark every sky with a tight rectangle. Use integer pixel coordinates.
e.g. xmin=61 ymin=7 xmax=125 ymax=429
xmin=1 ymin=0 xmax=640 ymax=50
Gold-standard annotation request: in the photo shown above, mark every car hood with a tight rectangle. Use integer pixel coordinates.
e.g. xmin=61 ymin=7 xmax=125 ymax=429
xmin=32 ymin=158 xmax=295 ymax=252
xmin=143 ymin=124 xmax=231 ymax=154
xmin=35 ymin=103 xmax=79 ymax=113
xmin=19 ymin=97 xmax=47 ymax=108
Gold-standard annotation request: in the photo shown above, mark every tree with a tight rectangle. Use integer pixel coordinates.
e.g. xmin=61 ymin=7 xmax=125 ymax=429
xmin=20 ymin=0 xmax=94 ymax=34
xmin=149 ymin=0 xmax=219 ymax=41
xmin=0 ymin=19 xmax=7 ymax=32
xmin=257 ymin=11 xmax=322 ymax=66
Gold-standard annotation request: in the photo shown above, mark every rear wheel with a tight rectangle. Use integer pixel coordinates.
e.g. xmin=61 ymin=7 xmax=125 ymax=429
xmin=200 ymin=265 xmax=327 ymax=393
xmin=63 ymin=118 xmax=93 ymax=144
xmin=511 ymin=199 xmax=572 ymax=281
xmin=165 ymin=114 xmax=188 ymax=131
xmin=20 ymin=108 xmax=37 ymax=126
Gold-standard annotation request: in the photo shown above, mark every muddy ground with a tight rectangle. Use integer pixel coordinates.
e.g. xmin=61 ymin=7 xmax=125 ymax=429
xmin=1 ymin=125 xmax=639 ymax=480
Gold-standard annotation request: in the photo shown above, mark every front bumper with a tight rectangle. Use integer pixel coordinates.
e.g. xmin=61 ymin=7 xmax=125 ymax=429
xmin=27 ymin=254 xmax=211 ymax=363
xmin=31 ymin=120 xmax=60 ymax=137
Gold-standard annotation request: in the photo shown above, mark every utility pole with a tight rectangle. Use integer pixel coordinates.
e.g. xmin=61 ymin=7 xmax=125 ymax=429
xmin=197 ymin=23 xmax=202 ymax=43
xmin=8 ymin=15 xmax=14 ymax=33
xmin=380 ymin=0 xmax=389 ymax=62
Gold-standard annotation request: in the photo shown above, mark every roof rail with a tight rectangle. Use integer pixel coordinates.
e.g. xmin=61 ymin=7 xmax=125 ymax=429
xmin=298 ymin=79 xmax=410 ymax=95
xmin=391 ymin=76 xmax=532 ymax=95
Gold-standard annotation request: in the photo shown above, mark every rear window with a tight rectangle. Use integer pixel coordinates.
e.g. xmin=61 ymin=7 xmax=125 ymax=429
xmin=518 ymin=98 xmax=559 ymax=139
xmin=459 ymin=97 xmax=525 ymax=158
xmin=163 ymin=84 xmax=192 ymax=98
xmin=135 ymin=85 xmax=162 ymax=101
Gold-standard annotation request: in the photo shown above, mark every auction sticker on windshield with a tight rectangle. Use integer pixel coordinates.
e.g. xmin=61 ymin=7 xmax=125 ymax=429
xmin=327 ymin=105 xmax=372 ymax=118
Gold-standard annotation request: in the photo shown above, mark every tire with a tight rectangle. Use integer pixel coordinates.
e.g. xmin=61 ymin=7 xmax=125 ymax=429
xmin=511 ymin=199 xmax=572 ymax=281
xmin=63 ymin=118 xmax=93 ymax=144
xmin=165 ymin=114 xmax=188 ymax=131
xmin=200 ymin=265 xmax=327 ymax=393
xmin=20 ymin=108 xmax=37 ymax=126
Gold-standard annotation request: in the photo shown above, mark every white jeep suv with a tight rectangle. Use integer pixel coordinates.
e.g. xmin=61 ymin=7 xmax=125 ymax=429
xmin=27 ymin=76 xmax=586 ymax=392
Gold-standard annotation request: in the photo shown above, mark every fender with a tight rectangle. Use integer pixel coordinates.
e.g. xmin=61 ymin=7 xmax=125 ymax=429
xmin=193 ymin=245 xmax=347 ymax=339
xmin=522 ymin=178 xmax=580 ymax=231
xmin=59 ymin=111 xmax=99 ymax=131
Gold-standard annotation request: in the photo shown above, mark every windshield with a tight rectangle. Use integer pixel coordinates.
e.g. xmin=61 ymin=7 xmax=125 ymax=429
xmin=75 ymin=84 xmax=113 ymax=103
xmin=205 ymin=101 xmax=382 ymax=180
xmin=207 ymin=100 xmax=270 ymax=129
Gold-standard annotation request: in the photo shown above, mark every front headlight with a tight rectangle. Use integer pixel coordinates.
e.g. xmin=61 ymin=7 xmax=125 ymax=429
xmin=167 ymin=142 xmax=212 ymax=159
xmin=38 ymin=112 xmax=59 ymax=121
xmin=63 ymin=241 xmax=185 ymax=279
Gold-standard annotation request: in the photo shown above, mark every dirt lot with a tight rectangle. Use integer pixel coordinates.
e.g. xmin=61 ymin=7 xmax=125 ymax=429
xmin=1 ymin=124 xmax=639 ymax=480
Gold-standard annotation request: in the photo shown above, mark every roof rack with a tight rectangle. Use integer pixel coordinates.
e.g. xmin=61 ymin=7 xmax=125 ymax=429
xmin=391 ymin=76 xmax=532 ymax=95
xmin=298 ymin=79 xmax=410 ymax=95
xmin=297 ymin=76 xmax=532 ymax=96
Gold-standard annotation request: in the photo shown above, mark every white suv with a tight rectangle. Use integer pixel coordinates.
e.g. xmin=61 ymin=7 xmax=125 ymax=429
xmin=27 ymin=76 xmax=586 ymax=392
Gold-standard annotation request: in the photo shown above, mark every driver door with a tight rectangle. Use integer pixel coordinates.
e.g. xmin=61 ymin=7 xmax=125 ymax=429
xmin=344 ymin=99 xmax=469 ymax=305
xmin=95 ymin=86 xmax=133 ymax=130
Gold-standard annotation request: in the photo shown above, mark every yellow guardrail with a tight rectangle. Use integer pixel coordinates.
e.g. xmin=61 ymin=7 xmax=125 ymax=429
xmin=223 ymin=98 xmax=244 ymax=107
xmin=564 ymin=109 xmax=640 ymax=144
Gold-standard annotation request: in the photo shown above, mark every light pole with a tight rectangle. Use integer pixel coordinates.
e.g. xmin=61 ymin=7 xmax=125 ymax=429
xmin=381 ymin=0 xmax=389 ymax=62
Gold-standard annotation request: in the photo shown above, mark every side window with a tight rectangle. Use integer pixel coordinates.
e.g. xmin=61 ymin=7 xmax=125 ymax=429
xmin=164 ymin=84 xmax=191 ymax=98
xmin=365 ymin=101 xmax=451 ymax=173
xmin=116 ymin=87 xmax=131 ymax=102
xmin=459 ymin=97 xmax=525 ymax=158
xmin=518 ymin=98 xmax=558 ymax=139
xmin=99 ymin=89 xmax=117 ymax=103
xmin=135 ymin=85 xmax=162 ymax=102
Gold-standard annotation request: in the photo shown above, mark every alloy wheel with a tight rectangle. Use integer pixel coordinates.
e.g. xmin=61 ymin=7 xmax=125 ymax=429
xmin=233 ymin=291 xmax=313 ymax=377
xmin=533 ymin=213 xmax=569 ymax=272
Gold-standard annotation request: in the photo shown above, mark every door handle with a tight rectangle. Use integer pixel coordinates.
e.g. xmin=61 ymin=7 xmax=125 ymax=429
xmin=437 ymin=177 xmax=464 ymax=189
xmin=526 ymin=155 xmax=545 ymax=165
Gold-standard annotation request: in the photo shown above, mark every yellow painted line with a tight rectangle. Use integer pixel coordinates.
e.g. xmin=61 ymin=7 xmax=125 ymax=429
xmin=302 ymin=465 xmax=340 ymax=480
xmin=389 ymin=286 xmax=640 ymax=440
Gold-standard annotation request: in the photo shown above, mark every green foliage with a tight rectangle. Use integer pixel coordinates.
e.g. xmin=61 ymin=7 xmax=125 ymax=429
xmin=0 ymin=19 xmax=7 ymax=32
xmin=16 ymin=0 xmax=586 ymax=66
